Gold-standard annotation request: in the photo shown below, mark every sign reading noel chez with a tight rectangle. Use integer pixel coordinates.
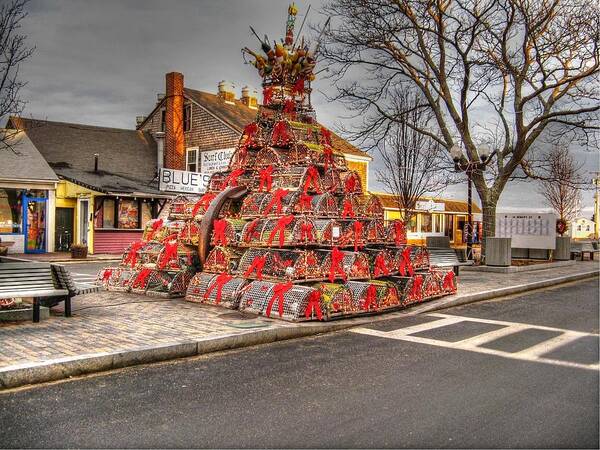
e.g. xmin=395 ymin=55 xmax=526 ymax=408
xmin=159 ymin=168 xmax=211 ymax=194
xmin=201 ymin=148 xmax=235 ymax=174
xmin=416 ymin=200 xmax=445 ymax=212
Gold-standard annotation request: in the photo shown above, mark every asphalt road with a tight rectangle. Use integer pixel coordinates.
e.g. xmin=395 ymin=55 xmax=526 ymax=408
xmin=1 ymin=278 xmax=598 ymax=448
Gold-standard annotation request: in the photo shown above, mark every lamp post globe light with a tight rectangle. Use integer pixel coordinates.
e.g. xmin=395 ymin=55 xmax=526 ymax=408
xmin=451 ymin=143 xmax=496 ymax=261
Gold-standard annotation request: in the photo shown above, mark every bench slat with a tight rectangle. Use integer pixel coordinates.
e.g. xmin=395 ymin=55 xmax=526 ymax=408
xmin=0 ymin=289 xmax=68 ymax=298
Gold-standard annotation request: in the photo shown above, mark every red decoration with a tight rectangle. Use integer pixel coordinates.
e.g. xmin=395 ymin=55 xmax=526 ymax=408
xmin=442 ymin=270 xmax=456 ymax=291
xmin=283 ymin=99 xmax=296 ymax=119
xmin=224 ymin=168 xmax=245 ymax=187
xmin=263 ymin=87 xmax=273 ymax=105
xmin=342 ymin=199 xmax=355 ymax=219
xmin=267 ymin=215 xmax=295 ymax=247
xmin=300 ymin=222 xmax=315 ymax=242
xmin=123 ymin=241 xmax=144 ymax=268
xmin=320 ymin=127 xmax=332 ymax=146
xmin=410 ymin=275 xmax=424 ymax=301
xmin=271 ymin=121 xmax=290 ymax=145
xmin=299 ymin=193 xmax=313 ymax=210
xmin=145 ymin=219 xmax=163 ymax=241
xmin=363 ymin=284 xmax=378 ymax=310
xmin=323 ymin=146 xmax=334 ymax=171
xmin=373 ymin=253 xmax=390 ymax=277
xmin=204 ymin=273 xmax=234 ymax=304
xmin=243 ymin=255 xmax=267 ymax=280
xmin=352 ymin=220 xmax=363 ymax=252
xmin=329 ymin=247 xmax=347 ymax=282
xmin=304 ymin=290 xmax=323 ymax=320
xmin=344 ymin=174 xmax=357 ymax=193
xmin=132 ymin=268 xmax=152 ymax=289
xmin=263 ymin=188 xmax=289 ymax=216
xmin=243 ymin=122 xmax=259 ymax=139
xmin=158 ymin=241 xmax=178 ymax=269
xmin=394 ymin=221 xmax=406 ymax=246
xmin=192 ymin=193 xmax=216 ymax=217
xmin=212 ymin=219 xmax=229 ymax=246
xmin=258 ymin=165 xmax=274 ymax=192
xmin=303 ymin=166 xmax=321 ymax=194
xmin=292 ymin=77 xmax=305 ymax=96
xmin=101 ymin=268 xmax=112 ymax=282
xmin=399 ymin=247 xmax=415 ymax=277
xmin=244 ymin=219 xmax=261 ymax=243
xmin=266 ymin=281 xmax=294 ymax=318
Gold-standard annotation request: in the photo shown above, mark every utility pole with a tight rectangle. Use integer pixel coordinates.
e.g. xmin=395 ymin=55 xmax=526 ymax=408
xmin=593 ymin=172 xmax=600 ymax=240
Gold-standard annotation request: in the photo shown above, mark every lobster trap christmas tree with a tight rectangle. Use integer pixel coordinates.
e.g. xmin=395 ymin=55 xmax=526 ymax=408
xmin=183 ymin=3 xmax=458 ymax=321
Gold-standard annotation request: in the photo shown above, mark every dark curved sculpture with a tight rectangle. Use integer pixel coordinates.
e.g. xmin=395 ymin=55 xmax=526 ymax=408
xmin=198 ymin=185 xmax=248 ymax=267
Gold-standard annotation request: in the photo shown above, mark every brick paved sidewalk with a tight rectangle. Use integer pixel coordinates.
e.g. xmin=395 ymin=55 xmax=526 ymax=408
xmin=0 ymin=261 xmax=597 ymax=386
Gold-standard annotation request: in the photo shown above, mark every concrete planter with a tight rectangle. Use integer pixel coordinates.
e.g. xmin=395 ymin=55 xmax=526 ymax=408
xmin=554 ymin=236 xmax=571 ymax=261
xmin=486 ymin=237 xmax=511 ymax=266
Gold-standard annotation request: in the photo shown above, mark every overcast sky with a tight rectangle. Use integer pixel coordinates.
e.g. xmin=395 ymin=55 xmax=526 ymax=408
xmin=13 ymin=0 xmax=599 ymax=213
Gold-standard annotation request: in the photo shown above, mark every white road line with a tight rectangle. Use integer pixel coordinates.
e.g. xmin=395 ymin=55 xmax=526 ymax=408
xmin=454 ymin=324 xmax=528 ymax=346
xmin=515 ymin=332 xmax=587 ymax=358
xmin=384 ymin=317 xmax=465 ymax=338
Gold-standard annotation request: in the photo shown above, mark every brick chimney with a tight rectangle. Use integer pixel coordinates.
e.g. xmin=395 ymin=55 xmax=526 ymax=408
xmin=241 ymin=86 xmax=258 ymax=109
xmin=164 ymin=72 xmax=185 ymax=170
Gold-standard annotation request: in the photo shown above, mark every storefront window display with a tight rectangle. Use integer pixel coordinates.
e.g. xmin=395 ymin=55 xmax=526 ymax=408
xmin=118 ymin=199 xmax=140 ymax=229
xmin=0 ymin=189 xmax=23 ymax=234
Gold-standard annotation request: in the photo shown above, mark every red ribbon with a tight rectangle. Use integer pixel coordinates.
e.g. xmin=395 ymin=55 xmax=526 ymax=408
xmin=267 ymin=215 xmax=295 ymax=247
xmin=145 ymin=219 xmax=163 ymax=241
xmin=410 ymin=275 xmax=424 ymax=301
xmin=204 ymin=273 xmax=234 ymax=304
xmin=344 ymin=174 xmax=358 ymax=193
xmin=123 ymin=241 xmax=145 ymax=268
xmin=224 ymin=168 xmax=245 ymax=187
xmin=363 ymin=284 xmax=378 ymax=310
xmin=243 ymin=122 xmax=259 ymax=139
xmin=320 ymin=127 xmax=332 ymax=146
xmin=244 ymin=219 xmax=261 ymax=243
xmin=161 ymin=233 xmax=178 ymax=243
xmin=243 ymin=255 xmax=267 ymax=280
xmin=342 ymin=199 xmax=355 ymax=219
xmin=212 ymin=219 xmax=229 ymax=246
xmin=263 ymin=189 xmax=289 ymax=216
xmin=303 ymin=166 xmax=321 ymax=194
xmin=192 ymin=193 xmax=216 ymax=217
xmin=442 ymin=270 xmax=456 ymax=291
xmin=352 ymin=220 xmax=363 ymax=252
xmin=271 ymin=121 xmax=289 ymax=145
xmin=299 ymin=193 xmax=313 ymax=211
xmin=101 ymin=268 xmax=112 ymax=282
xmin=292 ymin=77 xmax=305 ymax=96
xmin=266 ymin=281 xmax=293 ymax=318
xmin=374 ymin=253 xmax=390 ymax=277
xmin=300 ymin=222 xmax=315 ymax=242
xmin=323 ymin=146 xmax=334 ymax=171
xmin=263 ymin=87 xmax=273 ymax=105
xmin=131 ymin=268 xmax=152 ymax=289
xmin=394 ymin=220 xmax=406 ymax=246
xmin=399 ymin=247 xmax=415 ymax=277
xmin=283 ymin=99 xmax=296 ymax=119
xmin=304 ymin=290 xmax=323 ymax=320
xmin=329 ymin=247 xmax=347 ymax=282
xmin=158 ymin=241 xmax=178 ymax=269
xmin=258 ymin=165 xmax=274 ymax=192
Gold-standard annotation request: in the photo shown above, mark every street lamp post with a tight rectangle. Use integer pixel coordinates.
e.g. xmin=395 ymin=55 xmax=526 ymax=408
xmin=450 ymin=144 xmax=495 ymax=261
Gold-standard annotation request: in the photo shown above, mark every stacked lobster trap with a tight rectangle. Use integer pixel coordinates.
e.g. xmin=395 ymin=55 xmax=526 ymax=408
xmin=179 ymin=4 xmax=458 ymax=321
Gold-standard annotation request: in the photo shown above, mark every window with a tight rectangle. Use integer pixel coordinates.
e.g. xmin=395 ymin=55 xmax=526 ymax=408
xmin=118 ymin=199 xmax=140 ymax=229
xmin=0 ymin=189 xmax=23 ymax=233
xmin=432 ymin=214 xmax=443 ymax=233
xmin=186 ymin=148 xmax=199 ymax=172
xmin=586 ymin=225 xmax=591 ymax=231
xmin=577 ymin=225 xmax=582 ymax=231
xmin=420 ymin=213 xmax=432 ymax=233
xmin=408 ymin=215 xmax=417 ymax=233
xmin=183 ymin=104 xmax=191 ymax=132
xmin=160 ymin=109 xmax=166 ymax=132
xmin=101 ymin=198 xmax=115 ymax=228
xmin=141 ymin=201 xmax=152 ymax=228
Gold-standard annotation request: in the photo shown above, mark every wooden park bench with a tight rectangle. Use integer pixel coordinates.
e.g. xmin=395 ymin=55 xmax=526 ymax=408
xmin=570 ymin=242 xmax=600 ymax=261
xmin=51 ymin=264 xmax=100 ymax=299
xmin=428 ymin=247 xmax=473 ymax=275
xmin=0 ymin=261 xmax=69 ymax=322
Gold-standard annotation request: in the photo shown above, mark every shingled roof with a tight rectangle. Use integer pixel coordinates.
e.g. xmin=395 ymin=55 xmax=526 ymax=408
xmin=376 ymin=193 xmax=482 ymax=214
xmin=181 ymin=87 xmax=371 ymax=160
xmin=0 ymin=129 xmax=58 ymax=183
xmin=7 ymin=117 xmax=166 ymax=196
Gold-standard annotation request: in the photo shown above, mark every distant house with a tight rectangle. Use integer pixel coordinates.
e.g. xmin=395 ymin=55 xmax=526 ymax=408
xmin=570 ymin=217 xmax=595 ymax=240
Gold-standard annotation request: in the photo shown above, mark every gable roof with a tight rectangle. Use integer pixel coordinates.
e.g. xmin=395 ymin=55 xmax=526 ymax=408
xmin=0 ymin=129 xmax=58 ymax=183
xmin=7 ymin=117 xmax=166 ymax=196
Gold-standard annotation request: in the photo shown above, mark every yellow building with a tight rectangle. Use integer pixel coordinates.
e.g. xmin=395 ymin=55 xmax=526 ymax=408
xmin=570 ymin=217 xmax=595 ymax=240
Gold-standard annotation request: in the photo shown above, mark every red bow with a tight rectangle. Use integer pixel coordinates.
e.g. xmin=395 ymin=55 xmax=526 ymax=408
xmin=258 ymin=165 xmax=274 ymax=192
xmin=161 ymin=233 xmax=178 ymax=243
xmin=320 ymin=127 xmax=332 ymax=146
xmin=123 ymin=241 xmax=145 ymax=268
xmin=267 ymin=215 xmax=295 ymax=247
xmin=374 ymin=253 xmax=390 ymax=277
xmin=352 ymin=220 xmax=363 ymax=252
xmin=244 ymin=219 xmax=261 ymax=243
xmin=363 ymin=284 xmax=378 ymax=310
xmin=399 ymin=247 xmax=415 ymax=277
xmin=101 ymin=268 xmax=112 ymax=282
xmin=323 ymin=146 xmax=334 ymax=171
xmin=345 ymin=174 xmax=358 ymax=193
xmin=263 ymin=87 xmax=273 ymax=105
xmin=204 ymin=273 xmax=234 ymax=304
xmin=410 ymin=275 xmax=424 ymax=301
xmin=394 ymin=220 xmax=406 ymax=246
xmin=271 ymin=121 xmax=289 ymax=145
xmin=266 ymin=281 xmax=294 ymax=318
xmin=158 ymin=241 xmax=178 ymax=269
xmin=300 ymin=222 xmax=315 ymax=242
xmin=304 ymin=290 xmax=323 ymax=320
xmin=192 ymin=193 xmax=216 ymax=217
xmin=442 ymin=270 xmax=456 ymax=291
xmin=299 ymin=193 xmax=313 ymax=211
xmin=303 ymin=166 xmax=321 ymax=194
xmin=329 ymin=247 xmax=347 ymax=282
xmin=212 ymin=219 xmax=229 ymax=246
xmin=283 ymin=99 xmax=296 ymax=119
xmin=342 ymin=199 xmax=355 ymax=219
xmin=145 ymin=219 xmax=163 ymax=241
xmin=243 ymin=255 xmax=267 ymax=280
xmin=243 ymin=122 xmax=259 ymax=139
xmin=131 ymin=268 xmax=152 ymax=289
xmin=292 ymin=77 xmax=305 ymax=96
xmin=263 ymin=189 xmax=289 ymax=216
xmin=224 ymin=169 xmax=245 ymax=187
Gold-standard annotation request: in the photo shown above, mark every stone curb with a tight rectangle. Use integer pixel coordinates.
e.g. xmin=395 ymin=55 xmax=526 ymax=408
xmin=0 ymin=269 xmax=597 ymax=390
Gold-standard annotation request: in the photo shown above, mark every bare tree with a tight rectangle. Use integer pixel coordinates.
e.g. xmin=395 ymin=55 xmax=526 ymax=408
xmin=317 ymin=0 xmax=600 ymax=256
xmin=537 ymin=145 xmax=582 ymax=234
xmin=0 ymin=0 xmax=33 ymax=146
xmin=376 ymin=90 xmax=453 ymax=221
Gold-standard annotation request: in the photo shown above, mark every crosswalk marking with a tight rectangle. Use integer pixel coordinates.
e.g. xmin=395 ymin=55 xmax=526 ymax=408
xmin=351 ymin=313 xmax=599 ymax=371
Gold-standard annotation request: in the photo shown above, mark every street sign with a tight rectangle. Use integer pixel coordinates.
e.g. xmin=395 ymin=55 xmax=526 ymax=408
xmin=200 ymin=148 xmax=235 ymax=174
xmin=416 ymin=200 xmax=445 ymax=212
xmin=495 ymin=213 xmax=556 ymax=249
xmin=159 ymin=168 xmax=211 ymax=194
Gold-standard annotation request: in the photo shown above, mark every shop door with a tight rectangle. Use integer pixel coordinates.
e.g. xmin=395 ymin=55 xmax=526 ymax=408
xmin=23 ymin=195 xmax=47 ymax=253
xmin=78 ymin=199 xmax=90 ymax=246
xmin=55 ymin=207 xmax=74 ymax=251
